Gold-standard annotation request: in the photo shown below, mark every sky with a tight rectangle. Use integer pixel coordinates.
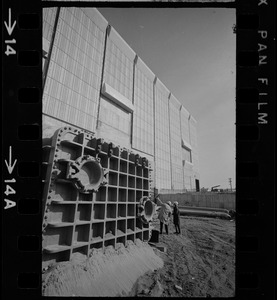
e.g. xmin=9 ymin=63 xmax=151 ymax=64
xmin=98 ymin=7 xmax=236 ymax=190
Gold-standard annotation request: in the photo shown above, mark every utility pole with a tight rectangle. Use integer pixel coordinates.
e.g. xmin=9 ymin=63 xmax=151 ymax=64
xmin=228 ymin=178 xmax=232 ymax=191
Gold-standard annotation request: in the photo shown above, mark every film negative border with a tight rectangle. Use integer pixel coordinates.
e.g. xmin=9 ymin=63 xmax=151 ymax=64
xmin=1 ymin=0 xmax=275 ymax=299
xmin=2 ymin=0 xmax=42 ymax=298
xmin=236 ymin=0 xmax=275 ymax=299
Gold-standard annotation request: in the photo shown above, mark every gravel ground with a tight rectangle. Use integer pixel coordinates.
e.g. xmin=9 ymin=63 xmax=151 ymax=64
xmin=129 ymin=216 xmax=235 ymax=297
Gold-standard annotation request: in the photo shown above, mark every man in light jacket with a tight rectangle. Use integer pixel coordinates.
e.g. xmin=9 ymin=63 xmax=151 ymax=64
xmin=154 ymin=195 xmax=172 ymax=234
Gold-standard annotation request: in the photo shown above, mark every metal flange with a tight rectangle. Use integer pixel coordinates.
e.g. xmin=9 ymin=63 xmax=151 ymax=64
xmin=66 ymin=155 xmax=108 ymax=193
xmin=137 ymin=196 xmax=156 ymax=224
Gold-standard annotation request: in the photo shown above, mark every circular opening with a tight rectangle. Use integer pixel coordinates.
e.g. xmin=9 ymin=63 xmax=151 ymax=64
xmin=78 ymin=160 xmax=103 ymax=189
xmin=144 ymin=200 xmax=154 ymax=219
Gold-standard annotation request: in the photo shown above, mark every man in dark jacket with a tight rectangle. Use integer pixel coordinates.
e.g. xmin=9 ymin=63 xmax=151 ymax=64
xmin=173 ymin=201 xmax=181 ymax=234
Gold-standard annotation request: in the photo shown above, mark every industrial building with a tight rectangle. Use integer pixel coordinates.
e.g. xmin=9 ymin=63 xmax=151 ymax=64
xmin=43 ymin=7 xmax=200 ymax=193
xmin=42 ymin=7 xmax=200 ymax=267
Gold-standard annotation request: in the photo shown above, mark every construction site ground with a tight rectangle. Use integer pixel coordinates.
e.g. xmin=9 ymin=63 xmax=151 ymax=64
xmin=42 ymin=215 xmax=235 ymax=297
xmin=129 ymin=216 xmax=235 ymax=297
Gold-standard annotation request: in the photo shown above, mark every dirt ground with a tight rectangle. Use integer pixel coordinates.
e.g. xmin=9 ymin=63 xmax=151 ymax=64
xmin=129 ymin=216 xmax=235 ymax=297
xmin=42 ymin=216 xmax=235 ymax=297
xmin=42 ymin=239 xmax=163 ymax=297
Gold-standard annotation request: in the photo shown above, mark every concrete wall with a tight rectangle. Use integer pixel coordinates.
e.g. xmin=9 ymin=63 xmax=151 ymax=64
xmin=159 ymin=193 xmax=236 ymax=210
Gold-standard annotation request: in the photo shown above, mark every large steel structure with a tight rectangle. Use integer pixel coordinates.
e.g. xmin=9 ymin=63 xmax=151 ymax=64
xmin=42 ymin=126 xmax=154 ymax=268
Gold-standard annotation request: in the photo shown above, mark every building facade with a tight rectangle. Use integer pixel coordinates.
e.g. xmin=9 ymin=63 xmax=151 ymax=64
xmin=43 ymin=7 xmax=200 ymax=193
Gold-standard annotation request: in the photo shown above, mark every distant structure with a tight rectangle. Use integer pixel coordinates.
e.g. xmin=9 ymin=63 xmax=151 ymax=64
xmin=43 ymin=7 xmax=200 ymax=193
xmin=228 ymin=178 xmax=233 ymax=191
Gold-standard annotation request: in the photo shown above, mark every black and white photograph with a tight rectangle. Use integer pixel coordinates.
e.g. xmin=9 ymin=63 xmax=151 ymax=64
xmin=41 ymin=3 xmax=236 ymax=297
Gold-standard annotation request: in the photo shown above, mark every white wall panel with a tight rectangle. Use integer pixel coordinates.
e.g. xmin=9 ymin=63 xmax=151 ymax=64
xmin=169 ymin=94 xmax=183 ymax=190
xmin=43 ymin=8 xmax=107 ymax=132
xmin=154 ymin=79 xmax=171 ymax=190
xmin=180 ymin=106 xmax=190 ymax=146
xmin=103 ymin=27 xmax=135 ymax=102
xmin=189 ymin=115 xmax=200 ymax=186
xmin=133 ymin=58 xmax=155 ymax=155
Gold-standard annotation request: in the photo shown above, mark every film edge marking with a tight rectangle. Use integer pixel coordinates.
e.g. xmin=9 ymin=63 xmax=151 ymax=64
xmin=4 ymin=146 xmax=17 ymax=209
xmin=4 ymin=8 xmax=17 ymax=57
xmin=258 ymin=0 xmax=268 ymax=6
xmin=257 ymin=27 xmax=269 ymax=124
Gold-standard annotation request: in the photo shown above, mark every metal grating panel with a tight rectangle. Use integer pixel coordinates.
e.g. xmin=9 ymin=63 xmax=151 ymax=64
xmin=42 ymin=126 xmax=153 ymax=268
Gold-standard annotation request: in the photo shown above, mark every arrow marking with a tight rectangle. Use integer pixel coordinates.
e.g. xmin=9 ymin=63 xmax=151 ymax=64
xmin=4 ymin=8 xmax=16 ymax=36
xmin=5 ymin=146 xmax=17 ymax=174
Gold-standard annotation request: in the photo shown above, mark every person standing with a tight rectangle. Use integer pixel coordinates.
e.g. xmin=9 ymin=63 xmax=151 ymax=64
xmin=154 ymin=195 xmax=172 ymax=234
xmin=173 ymin=201 xmax=181 ymax=234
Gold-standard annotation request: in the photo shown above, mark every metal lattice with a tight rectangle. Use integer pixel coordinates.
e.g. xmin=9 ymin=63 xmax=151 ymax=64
xmin=42 ymin=126 xmax=153 ymax=268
